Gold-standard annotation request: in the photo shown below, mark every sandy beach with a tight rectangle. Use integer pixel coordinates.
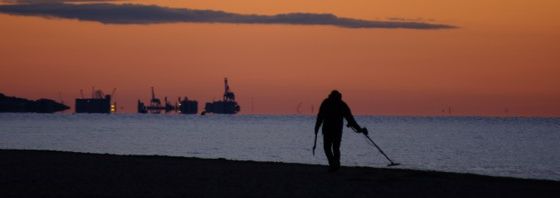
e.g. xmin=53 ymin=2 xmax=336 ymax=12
xmin=1 ymin=149 xmax=558 ymax=197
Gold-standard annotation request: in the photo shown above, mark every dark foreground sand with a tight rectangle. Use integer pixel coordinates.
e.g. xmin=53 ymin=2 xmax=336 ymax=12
xmin=1 ymin=149 xmax=559 ymax=197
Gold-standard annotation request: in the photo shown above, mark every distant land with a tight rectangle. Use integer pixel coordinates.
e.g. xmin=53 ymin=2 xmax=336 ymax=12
xmin=0 ymin=93 xmax=69 ymax=113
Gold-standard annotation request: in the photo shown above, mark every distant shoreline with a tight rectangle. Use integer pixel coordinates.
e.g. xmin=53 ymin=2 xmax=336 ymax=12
xmin=1 ymin=149 xmax=558 ymax=197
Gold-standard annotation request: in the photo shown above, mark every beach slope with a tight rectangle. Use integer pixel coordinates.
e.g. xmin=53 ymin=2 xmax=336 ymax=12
xmin=1 ymin=149 xmax=558 ymax=197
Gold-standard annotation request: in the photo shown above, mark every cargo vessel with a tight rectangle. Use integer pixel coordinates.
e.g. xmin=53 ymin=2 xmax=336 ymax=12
xmin=178 ymin=97 xmax=198 ymax=114
xmin=75 ymin=89 xmax=116 ymax=113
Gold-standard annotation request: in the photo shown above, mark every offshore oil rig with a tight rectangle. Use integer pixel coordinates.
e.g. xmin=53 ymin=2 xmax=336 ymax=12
xmin=72 ymin=78 xmax=238 ymax=115
xmin=75 ymin=88 xmax=117 ymax=113
xmin=203 ymin=78 xmax=240 ymax=115
xmin=137 ymin=87 xmax=197 ymax=114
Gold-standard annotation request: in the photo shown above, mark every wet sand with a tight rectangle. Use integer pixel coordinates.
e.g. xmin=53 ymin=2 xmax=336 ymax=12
xmin=1 ymin=149 xmax=558 ymax=197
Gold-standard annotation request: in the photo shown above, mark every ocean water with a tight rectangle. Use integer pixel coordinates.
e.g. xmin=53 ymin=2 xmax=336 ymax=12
xmin=1 ymin=113 xmax=559 ymax=181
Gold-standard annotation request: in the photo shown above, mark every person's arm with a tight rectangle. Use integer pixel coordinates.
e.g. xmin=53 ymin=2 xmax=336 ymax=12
xmin=343 ymin=102 xmax=362 ymax=132
xmin=314 ymin=101 xmax=326 ymax=134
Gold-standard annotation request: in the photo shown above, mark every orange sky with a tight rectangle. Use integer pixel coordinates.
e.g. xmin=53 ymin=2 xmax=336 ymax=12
xmin=1 ymin=0 xmax=559 ymax=116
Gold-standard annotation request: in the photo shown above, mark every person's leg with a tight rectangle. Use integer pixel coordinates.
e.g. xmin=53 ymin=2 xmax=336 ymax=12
xmin=323 ymin=132 xmax=335 ymax=169
xmin=332 ymin=131 xmax=342 ymax=169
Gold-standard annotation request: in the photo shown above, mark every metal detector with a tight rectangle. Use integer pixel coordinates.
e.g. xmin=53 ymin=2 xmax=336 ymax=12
xmin=350 ymin=126 xmax=400 ymax=167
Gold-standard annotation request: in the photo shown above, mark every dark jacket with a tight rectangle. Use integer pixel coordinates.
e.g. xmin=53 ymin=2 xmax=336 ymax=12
xmin=315 ymin=97 xmax=360 ymax=135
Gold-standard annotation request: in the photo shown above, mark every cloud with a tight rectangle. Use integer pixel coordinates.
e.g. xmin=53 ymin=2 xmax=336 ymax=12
xmin=1 ymin=0 xmax=117 ymax=3
xmin=0 ymin=3 xmax=456 ymax=29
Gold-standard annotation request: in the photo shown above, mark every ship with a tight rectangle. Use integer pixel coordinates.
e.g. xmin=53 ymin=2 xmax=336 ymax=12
xmin=75 ymin=89 xmax=116 ymax=113
xmin=0 ymin=92 xmax=69 ymax=113
xmin=178 ymin=97 xmax=198 ymax=114
xmin=137 ymin=100 xmax=148 ymax=113
xmin=138 ymin=87 xmax=198 ymax=114
xmin=203 ymin=78 xmax=240 ymax=114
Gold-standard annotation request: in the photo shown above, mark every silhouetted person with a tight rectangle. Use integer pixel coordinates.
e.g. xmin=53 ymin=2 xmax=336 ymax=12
xmin=315 ymin=90 xmax=364 ymax=172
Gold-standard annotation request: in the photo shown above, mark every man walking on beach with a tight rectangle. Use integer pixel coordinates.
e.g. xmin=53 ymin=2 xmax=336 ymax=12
xmin=315 ymin=90 xmax=365 ymax=172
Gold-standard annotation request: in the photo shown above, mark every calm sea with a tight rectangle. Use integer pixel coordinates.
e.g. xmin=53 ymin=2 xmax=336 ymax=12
xmin=1 ymin=113 xmax=559 ymax=180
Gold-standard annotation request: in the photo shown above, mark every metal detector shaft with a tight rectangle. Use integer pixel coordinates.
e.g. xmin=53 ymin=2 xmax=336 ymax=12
xmin=349 ymin=126 xmax=400 ymax=166
xmin=364 ymin=134 xmax=396 ymax=164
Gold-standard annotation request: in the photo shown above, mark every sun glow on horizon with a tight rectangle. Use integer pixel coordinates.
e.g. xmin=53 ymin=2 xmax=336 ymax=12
xmin=1 ymin=0 xmax=559 ymax=116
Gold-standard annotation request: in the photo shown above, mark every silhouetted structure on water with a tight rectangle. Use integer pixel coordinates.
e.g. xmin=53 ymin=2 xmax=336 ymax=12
xmin=203 ymin=78 xmax=240 ymax=115
xmin=137 ymin=87 xmax=198 ymax=114
xmin=0 ymin=93 xmax=69 ymax=113
xmin=179 ymin=97 xmax=198 ymax=114
xmin=75 ymin=89 xmax=116 ymax=113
